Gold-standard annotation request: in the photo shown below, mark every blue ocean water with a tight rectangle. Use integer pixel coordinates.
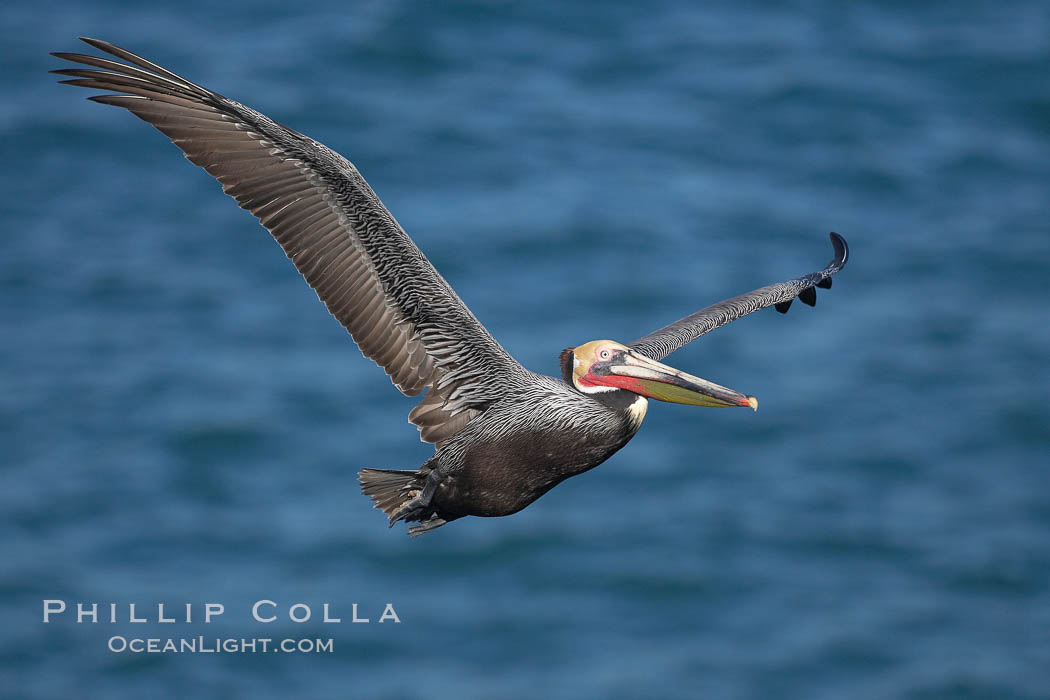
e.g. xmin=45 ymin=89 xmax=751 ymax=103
xmin=3 ymin=1 xmax=1048 ymax=697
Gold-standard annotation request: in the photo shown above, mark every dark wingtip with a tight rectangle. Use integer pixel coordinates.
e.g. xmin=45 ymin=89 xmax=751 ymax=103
xmin=798 ymin=286 xmax=817 ymax=307
xmin=829 ymin=232 xmax=849 ymax=267
xmin=775 ymin=299 xmax=793 ymax=314
xmin=76 ymin=37 xmax=126 ymax=59
xmin=86 ymin=95 xmax=128 ymax=106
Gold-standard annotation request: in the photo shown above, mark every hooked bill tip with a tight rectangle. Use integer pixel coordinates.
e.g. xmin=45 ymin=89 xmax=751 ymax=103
xmin=747 ymin=396 xmax=759 ymax=411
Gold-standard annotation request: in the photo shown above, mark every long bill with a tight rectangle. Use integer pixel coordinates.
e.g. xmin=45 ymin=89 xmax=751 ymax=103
xmin=606 ymin=350 xmax=758 ymax=410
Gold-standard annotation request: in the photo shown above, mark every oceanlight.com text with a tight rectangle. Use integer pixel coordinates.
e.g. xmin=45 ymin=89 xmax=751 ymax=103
xmin=107 ymin=635 xmax=334 ymax=654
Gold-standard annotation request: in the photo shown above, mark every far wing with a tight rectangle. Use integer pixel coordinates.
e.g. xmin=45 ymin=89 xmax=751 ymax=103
xmin=629 ymin=233 xmax=849 ymax=361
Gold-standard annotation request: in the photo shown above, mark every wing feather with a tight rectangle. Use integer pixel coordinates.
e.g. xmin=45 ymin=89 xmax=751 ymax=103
xmin=629 ymin=233 xmax=849 ymax=361
xmin=54 ymin=37 xmax=524 ymax=444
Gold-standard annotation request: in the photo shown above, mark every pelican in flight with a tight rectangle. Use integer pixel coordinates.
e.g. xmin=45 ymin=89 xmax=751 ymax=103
xmin=53 ymin=38 xmax=849 ymax=536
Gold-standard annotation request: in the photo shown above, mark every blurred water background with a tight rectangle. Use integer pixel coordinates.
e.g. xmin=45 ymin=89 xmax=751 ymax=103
xmin=3 ymin=1 xmax=1049 ymax=698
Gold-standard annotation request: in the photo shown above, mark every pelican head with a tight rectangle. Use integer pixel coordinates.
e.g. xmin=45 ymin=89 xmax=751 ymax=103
xmin=560 ymin=340 xmax=758 ymax=411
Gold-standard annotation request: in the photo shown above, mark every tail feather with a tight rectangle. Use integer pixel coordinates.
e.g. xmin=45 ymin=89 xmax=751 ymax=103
xmin=359 ymin=467 xmax=453 ymax=536
xmin=359 ymin=468 xmax=422 ymax=519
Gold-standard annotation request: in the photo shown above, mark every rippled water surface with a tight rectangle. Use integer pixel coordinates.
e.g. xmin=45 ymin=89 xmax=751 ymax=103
xmin=4 ymin=1 xmax=1049 ymax=698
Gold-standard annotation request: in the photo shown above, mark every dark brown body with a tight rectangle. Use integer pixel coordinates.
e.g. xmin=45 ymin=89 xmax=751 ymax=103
xmin=362 ymin=374 xmax=645 ymax=533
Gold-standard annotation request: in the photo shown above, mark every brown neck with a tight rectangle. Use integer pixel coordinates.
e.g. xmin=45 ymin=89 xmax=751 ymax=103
xmin=559 ymin=347 xmax=575 ymax=386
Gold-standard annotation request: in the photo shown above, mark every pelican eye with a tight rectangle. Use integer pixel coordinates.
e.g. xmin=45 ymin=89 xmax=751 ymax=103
xmin=599 ymin=349 xmax=611 ymax=360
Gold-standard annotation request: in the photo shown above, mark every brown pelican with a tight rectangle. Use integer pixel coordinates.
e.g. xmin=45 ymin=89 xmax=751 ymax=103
xmin=53 ymin=38 xmax=849 ymax=536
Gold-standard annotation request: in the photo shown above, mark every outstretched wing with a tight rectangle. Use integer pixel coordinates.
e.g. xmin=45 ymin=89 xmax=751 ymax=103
xmin=53 ymin=37 xmax=523 ymax=445
xmin=629 ymin=233 xmax=849 ymax=362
